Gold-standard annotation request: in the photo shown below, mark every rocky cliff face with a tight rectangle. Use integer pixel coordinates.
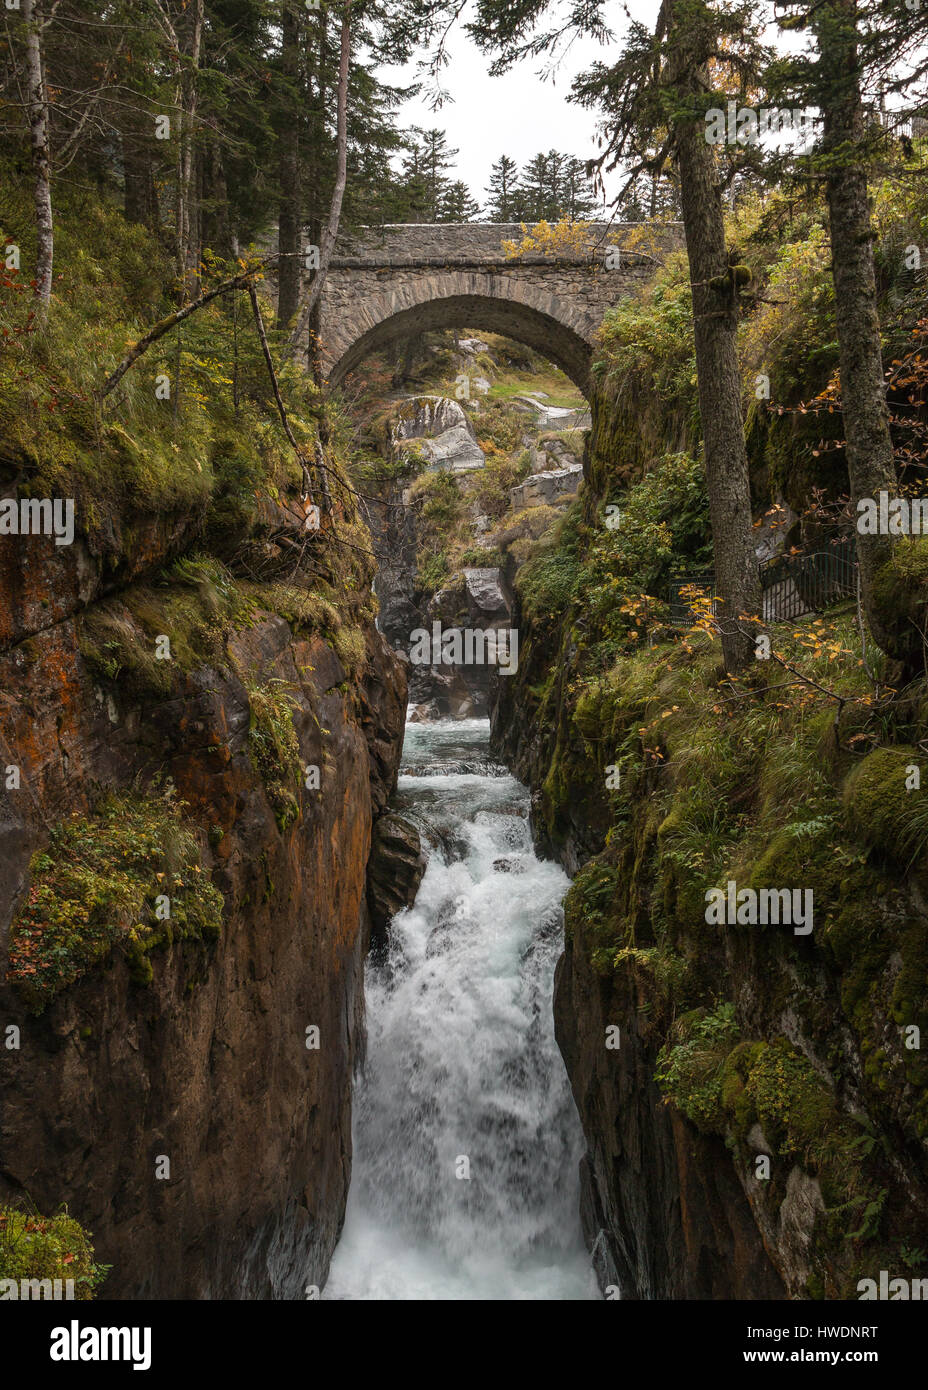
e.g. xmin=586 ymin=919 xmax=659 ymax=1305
xmin=554 ymin=940 xmax=786 ymax=1298
xmin=491 ymin=388 xmax=928 ymax=1300
xmin=0 ymin=509 xmax=407 ymax=1298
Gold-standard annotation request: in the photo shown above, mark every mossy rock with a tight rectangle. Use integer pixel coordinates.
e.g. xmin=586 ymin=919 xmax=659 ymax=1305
xmin=332 ymin=625 xmax=367 ymax=677
xmin=655 ymin=1002 xmax=741 ymax=1134
xmin=564 ymin=858 xmax=623 ymax=956
xmin=244 ymin=677 xmax=306 ymax=833
xmin=842 ymin=745 xmax=926 ymax=864
xmin=871 ymin=538 xmax=928 ymax=657
xmin=748 ymin=824 xmax=849 ymax=909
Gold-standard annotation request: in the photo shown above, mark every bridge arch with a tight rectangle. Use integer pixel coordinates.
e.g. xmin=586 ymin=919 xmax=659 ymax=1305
xmin=321 ymin=272 xmax=599 ymax=395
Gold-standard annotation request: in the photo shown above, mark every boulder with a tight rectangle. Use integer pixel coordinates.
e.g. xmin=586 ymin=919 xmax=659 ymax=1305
xmin=420 ymin=423 xmax=485 ymax=473
xmin=391 ymin=395 xmax=485 ymax=473
xmin=753 ymin=499 xmax=799 ymax=563
xmin=367 ymin=812 xmax=426 ymax=935
xmin=463 ymin=567 xmax=509 ymax=617
xmin=510 ymin=464 xmax=583 ymax=510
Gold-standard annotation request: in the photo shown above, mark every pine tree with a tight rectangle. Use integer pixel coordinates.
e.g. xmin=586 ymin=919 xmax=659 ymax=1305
xmin=276 ymin=0 xmax=302 ymax=328
xmin=438 ymin=179 xmax=480 ymax=222
xmin=397 ymin=130 xmax=433 ymax=220
xmin=543 ymin=148 xmax=569 ymax=215
xmin=484 ymin=155 xmax=521 ymax=221
xmin=519 ymin=153 xmax=554 ymax=220
xmin=419 ymin=128 xmax=459 ymax=221
xmin=558 ymin=157 xmax=599 ymax=219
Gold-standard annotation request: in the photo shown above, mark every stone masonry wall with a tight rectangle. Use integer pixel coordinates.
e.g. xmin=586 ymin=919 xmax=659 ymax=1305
xmin=318 ymin=222 xmax=683 ymax=389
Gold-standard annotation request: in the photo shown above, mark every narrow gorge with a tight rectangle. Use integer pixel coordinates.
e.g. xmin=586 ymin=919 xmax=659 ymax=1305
xmin=3 ymin=190 xmax=928 ymax=1310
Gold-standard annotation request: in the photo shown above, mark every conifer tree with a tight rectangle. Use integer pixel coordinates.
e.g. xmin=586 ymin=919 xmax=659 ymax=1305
xmin=439 ymin=180 xmax=481 ymax=222
xmin=484 ymin=155 xmax=521 ymax=221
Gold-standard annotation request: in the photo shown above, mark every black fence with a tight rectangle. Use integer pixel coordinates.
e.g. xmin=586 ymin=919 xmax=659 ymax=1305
xmin=669 ymin=536 xmax=858 ymax=629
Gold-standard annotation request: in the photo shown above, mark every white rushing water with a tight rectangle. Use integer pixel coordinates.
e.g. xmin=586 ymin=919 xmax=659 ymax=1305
xmin=323 ymin=718 xmax=599 ymax=1300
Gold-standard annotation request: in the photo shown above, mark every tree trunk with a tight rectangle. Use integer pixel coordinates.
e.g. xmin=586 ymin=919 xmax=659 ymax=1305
xmin=123 ymin=130 xmax=155 ymax=229
xmin=277 ymin=0 xmax=302 ymax=329
xmin=203 ymin=142 xmax=233 ymax=259
xmin=673 ymin=81 xmax=762 ymax=671
xmin=290 ymin=0 xmax=351 ymax=365
xmin=22 ymin=0 xmax=53 ymax=312
xmin=813 ymin=0 xmax=902 ymax=661
xmin=176 ymin=0 xmax=204 ymax=298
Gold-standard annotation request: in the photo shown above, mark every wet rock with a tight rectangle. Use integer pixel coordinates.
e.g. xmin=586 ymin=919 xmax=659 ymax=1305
xmin=0 ymin=587 xmax=408 ymax=1299
xmin=367 ymin=812 xmax=427 ymax=935
xmin=753 ymin=498 xmax=800 ymax=563
xmin=554 ymin=938 xmax=788 ymax=1299
xmin=493 ymin=857 xmax=526 ymax=873
xmin=406 ymin=665 xmax=477 ymax=719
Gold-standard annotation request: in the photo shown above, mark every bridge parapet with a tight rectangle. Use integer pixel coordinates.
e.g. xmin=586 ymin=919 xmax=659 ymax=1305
xmin=332 ymin=221 xmax=682 ymax=267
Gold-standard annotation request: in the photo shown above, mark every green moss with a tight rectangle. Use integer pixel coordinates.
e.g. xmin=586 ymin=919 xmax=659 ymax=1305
xmin=843 ymin=745 xmax=928 ymax=864
xmin=460 ymin=546 xmax=506 ymax=568
xmin=8 ymin=790 xmax=223 ymax=1011
xmin=471 ymin=448 xmax=532 ymax=520
xmin=564 ymin=859 xmax=624 ymax=957
xmin=248 ymin=582 xmax=340 ymax=636
xmin=658 ymin=1024 xmax=881 ymax=1225
xmin=245 ymin=677 xmax=303 ymax=832
xmin=612 ymin=944 xmax=689 ymax=1007
xmin=0 ymin=1205 xmax=107 ymax=1298
xmin=80 ymin=556 xmax=260 ymax=697
xmin=517 ymin=547 xmax=579 ymax=623
xmin=655 ymin=1002 xmax=741 ymax=1132
xmin=332 ymin=625 xmax=367 ymax=678
xmin=870 ymin=538 xmax=928 ymax=658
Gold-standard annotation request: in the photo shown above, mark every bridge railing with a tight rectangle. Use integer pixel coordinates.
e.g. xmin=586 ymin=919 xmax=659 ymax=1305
xmin=668 ymin=536 xmax=858 ymax=628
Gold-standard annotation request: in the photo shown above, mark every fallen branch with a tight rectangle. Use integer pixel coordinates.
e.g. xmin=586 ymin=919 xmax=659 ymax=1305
xmin=99 ymin=263 xmax=272 ymax=398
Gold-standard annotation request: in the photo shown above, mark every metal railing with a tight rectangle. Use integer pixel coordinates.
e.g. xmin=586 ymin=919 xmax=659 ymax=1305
xmin=669 ymin=536 xmax=858 ymax=628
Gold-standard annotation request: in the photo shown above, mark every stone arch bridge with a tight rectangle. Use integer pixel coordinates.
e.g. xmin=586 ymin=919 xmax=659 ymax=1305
xmin=315 ymin=222 xmax=682 ymax=395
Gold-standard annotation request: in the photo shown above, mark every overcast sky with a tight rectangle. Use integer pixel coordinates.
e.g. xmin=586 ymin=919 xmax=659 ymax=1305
xmin=379 ymin=0 xmax=825 ymax=213
xmin=381 ymin=0 xmax=635 ymax=211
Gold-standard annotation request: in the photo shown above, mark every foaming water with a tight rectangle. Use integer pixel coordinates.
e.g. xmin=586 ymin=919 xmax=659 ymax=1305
xmin=323 ymin=718 xmax=598 ymax=1300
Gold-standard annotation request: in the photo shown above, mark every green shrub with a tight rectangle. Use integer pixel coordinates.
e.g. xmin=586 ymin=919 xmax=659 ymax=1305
xmin=655 ymin=1002 xmax=741 ymax=1131
xmin=0 ymin=1205 xmax=107 ymax=1299
xmin=8 ymin=790 xmax=223 ymax=1011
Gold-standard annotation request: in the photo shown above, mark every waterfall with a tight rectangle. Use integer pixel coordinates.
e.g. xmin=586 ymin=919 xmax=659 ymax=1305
xmin=323 ymin=718 xmax=599 ymax=1300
